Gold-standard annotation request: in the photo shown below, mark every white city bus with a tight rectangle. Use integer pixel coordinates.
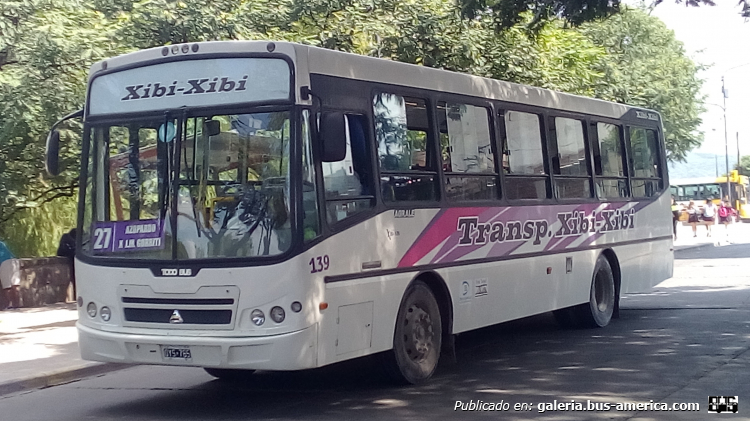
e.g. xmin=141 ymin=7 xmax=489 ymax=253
xmin=46 ymin=41 xmax=673 ymax=384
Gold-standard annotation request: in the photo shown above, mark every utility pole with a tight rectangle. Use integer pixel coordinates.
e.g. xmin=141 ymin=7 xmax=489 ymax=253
xmin=722 ymin=76 xmax=730 ymax=202
xmin=737 ymin=131 xmax=741 ymax=172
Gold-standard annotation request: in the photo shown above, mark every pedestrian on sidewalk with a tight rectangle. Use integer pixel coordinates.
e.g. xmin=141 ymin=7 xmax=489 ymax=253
xmin=702 ymin=198 xmax=717 ymax=237
xmin=718 ymin=200 xmax=734 ymax=234
xmin=56 ymin=228 xmax=77 ymax=297
xmin=0 ymin=239 xmax=20 ymax=309
xmin=671 ymin=196 xmax=680 ymax=240
xmin=687 ymin=201 xmax=699 ymax=237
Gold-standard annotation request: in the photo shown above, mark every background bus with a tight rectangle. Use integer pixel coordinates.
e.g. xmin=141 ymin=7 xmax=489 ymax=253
xmin=671 ymin=171 xmax=750 ymax=221
xmin=46 ymin=41 xmax=673 ymax=385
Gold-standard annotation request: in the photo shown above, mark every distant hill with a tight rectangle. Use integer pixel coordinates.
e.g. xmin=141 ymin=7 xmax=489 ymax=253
xmin=668 ymin=151 xmax=733 ymax=180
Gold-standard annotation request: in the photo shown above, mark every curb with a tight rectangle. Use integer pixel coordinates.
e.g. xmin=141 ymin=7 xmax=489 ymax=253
xmin=0 ymin=362 xmax=135 ymax=397
xmin=674 ymin=242 xmax=716 ymax=252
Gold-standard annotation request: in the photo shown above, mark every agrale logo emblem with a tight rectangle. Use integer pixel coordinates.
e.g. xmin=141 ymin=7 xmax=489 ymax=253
xmin=169 ymin=310 xmax=184 ymax=324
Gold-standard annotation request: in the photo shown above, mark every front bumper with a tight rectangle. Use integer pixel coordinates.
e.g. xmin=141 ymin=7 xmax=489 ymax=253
xmin=77 ymin=322 xmax=318 ymax=371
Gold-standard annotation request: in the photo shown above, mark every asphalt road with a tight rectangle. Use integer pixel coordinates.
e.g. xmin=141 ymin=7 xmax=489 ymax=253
xmin=1 ymin=242 xmax=749 ymax=421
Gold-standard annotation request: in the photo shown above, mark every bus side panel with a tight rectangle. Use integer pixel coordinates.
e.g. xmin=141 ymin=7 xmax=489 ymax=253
xmin=616 ymin=238 xmax=673 ymax=294
xmin=618 ymin=192 xmax=674 ymax=293
xmin=316 ymin=249 xmax=602 ymax=367
xmin=447 ymin=249 xmax=597 ymax=334
xmin=318 ymin=274 xmax=413 ymax=367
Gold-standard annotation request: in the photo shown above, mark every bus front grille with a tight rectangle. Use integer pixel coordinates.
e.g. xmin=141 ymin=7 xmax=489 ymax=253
xmin=123 ymin=308 xmax=232 ymax=325
xmin=118 ymin=285 xmax=240 ymax=329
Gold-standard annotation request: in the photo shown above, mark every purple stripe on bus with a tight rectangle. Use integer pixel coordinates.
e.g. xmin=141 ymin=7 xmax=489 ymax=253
xmin=399 ymin=207 xmax=484 ymax=267
xmin=430 ymin=207 xmax=511 ymax=264
xmin=487 ymin=238 xmax=526 ymax=258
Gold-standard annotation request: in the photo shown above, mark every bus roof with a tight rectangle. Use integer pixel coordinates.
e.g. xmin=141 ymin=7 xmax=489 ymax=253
xmin=89 ymin=40 xmax=656 ymax=121
xmin=670 ymin=177 xmax=720 ymax=186
xmin=299 ymin=44 xmax=638 ymax=120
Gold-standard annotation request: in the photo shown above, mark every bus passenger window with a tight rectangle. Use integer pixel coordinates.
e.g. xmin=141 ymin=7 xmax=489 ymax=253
xmin=629 ymin=127 xmax=662 ymax=198
xmin=322 ymin=114 xmax=375 ymax=224
xmin=374 ymin=93 xmax=437 ymax=202
xmin=551 ymin=117 xmax=592 ymax=199
xmin=437 ymin=102 xmax=498 ymax=201
xmin=594 ymin=122 xmax=628 ymax=199
xmin=501 ymin=110 xmax=548 ymax=200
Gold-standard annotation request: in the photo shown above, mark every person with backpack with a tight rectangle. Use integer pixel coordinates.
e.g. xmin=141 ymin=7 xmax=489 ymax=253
xmin=718 ymin=200 xmax=734 ymax=236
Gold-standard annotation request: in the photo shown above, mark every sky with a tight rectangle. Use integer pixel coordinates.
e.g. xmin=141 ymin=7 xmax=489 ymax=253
xmin=645 ymin=1 xmax=750 ymax=159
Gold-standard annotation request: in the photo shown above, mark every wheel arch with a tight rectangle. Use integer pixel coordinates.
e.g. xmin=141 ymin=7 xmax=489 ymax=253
xmin=600 ymin=248 xmax=622 ymax=318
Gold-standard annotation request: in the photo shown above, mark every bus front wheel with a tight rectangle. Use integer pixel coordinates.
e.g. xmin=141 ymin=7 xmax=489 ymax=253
xmin=580 ymin=255 xmax=616 ymax=328
xmin=383 ymin=281 xmax=442 ymax=385
xmin=203 ymin=368 xmax=256 ymax=381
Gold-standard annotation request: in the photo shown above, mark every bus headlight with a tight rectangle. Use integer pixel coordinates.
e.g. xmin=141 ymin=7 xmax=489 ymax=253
xmin=270 ymin=306 xmax=285 ymax=323
xmin=100 ymin=306 xmax=111 ymax=322
xmin=290 ymin=301 xmax=302 ymax=313
xmin=87 ymin=302 xmax=97 ymax=318
xmin=251 ymin=309 xmax=265 ymax=326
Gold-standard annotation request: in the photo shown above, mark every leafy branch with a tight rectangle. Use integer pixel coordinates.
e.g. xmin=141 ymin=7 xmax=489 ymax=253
xmin=0 ymin=183 xmax=79 ymax=225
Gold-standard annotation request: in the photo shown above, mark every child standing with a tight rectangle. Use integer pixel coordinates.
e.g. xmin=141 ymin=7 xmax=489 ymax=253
xmin=702 ymin=199 xmax=717 ymax=237
xmin=687 ymin=201 xmax=699 ymax=237
xmin=718 ymin=200 xmax=734 ymax=238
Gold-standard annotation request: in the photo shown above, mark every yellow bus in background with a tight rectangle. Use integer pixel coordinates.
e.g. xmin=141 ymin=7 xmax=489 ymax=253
xmin=670 ymin=170 xmax=750 ymax=222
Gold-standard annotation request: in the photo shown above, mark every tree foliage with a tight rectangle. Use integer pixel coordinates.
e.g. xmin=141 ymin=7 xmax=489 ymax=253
xmin=735 ymin=155 xmax=750 ymax=177
xmin=0 ymin=0 xmax=706 ymax=256
xmin=456 ymin=0 xmax=747 ymax=31
xmin=579 ymin=8 xmax=705 ymax=162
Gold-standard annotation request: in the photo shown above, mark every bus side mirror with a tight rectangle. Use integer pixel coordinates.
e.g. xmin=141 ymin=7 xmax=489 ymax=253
xmin=45 ymin=109 xmax=84 ymax=177
xmin=46 ymin=130 xmax=61 ymax=176
xmin=319 ymin=111 xmax=347 ymax=162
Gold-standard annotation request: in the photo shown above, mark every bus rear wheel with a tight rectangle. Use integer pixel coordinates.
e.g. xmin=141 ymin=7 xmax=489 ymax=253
xmin=203 ymin=368 xmax=256 ymax=381
xmin=383 ymin=281 xmax=442 ymax=385
xmin=554 ymin=255 xmax=615 ymax=328
xmin=580 ymin=255 xmax=615 ymax=328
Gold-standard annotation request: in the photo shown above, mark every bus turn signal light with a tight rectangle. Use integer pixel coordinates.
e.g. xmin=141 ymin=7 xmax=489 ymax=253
xmin=319 ymin=302 xmax=328 ymax=311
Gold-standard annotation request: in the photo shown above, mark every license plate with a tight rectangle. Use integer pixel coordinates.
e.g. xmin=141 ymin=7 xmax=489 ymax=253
xmin=162 ymin=346 xmax=191 ymax=360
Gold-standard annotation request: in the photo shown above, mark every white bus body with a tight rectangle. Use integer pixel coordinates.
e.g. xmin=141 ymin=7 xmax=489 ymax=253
xmin=62 ymin=41 xmax=672 ymax=383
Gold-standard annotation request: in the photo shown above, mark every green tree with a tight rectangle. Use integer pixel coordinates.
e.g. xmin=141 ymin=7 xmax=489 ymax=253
xmin=579 ymin=7 xmax=705 ymax=162
xmin=0 ymin=1 xmax=123 ymax=255
xmin=735 ymin=155 xmax=750 ymax=177
xmin=456 ymin=0 xmax=744 ymax=31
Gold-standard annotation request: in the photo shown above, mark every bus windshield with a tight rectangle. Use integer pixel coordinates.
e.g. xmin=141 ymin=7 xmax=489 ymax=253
xmin=672 ymin=183 xmax=722 ymax=202
xmin=82 ymin=111 xmax=292 ymax=260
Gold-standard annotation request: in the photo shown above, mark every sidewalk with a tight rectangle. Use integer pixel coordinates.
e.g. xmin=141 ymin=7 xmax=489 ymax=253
xmin=0 ymin=302 xmax=129 ymax=396
xmin=673 ymin=220 xmax=744 ymax=251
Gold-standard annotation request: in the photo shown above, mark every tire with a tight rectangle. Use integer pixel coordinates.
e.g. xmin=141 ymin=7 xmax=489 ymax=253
xmin=554 ymin=254 xmax=616 ymax=329
xmin=579 ymin=254 xmax=616 ymax=328
xmin=203 ymin=368 xmax=256 ymax=381
xmin=383 ymin=281 xmax=442 ymax=385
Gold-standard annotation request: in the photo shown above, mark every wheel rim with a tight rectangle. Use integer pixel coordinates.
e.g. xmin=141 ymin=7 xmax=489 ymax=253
xmin=403 ymin=303 xmax=434 ymax=362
